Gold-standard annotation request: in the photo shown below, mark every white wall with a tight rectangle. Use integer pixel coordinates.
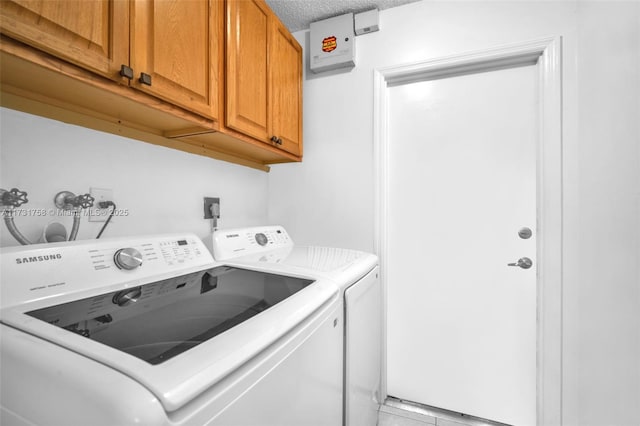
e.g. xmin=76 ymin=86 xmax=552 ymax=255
xmin=268 ymin=1 xmax=640 ymax=425
xmin=566 ymin=2 xmax=640 ymax=424
xmin=0 ymin=108 xmax=268 ymax=247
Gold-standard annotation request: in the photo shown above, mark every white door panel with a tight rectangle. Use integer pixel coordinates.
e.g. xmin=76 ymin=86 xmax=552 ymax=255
xmin=386 ymin=65 xmax=537 ymax=426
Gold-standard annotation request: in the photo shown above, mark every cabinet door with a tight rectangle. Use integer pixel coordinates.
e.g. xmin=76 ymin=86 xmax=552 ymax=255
xmin=131 ymin=0 xmax=220 ymax=120
xmin=226 ymin=0 xmax=269 ymax=141
xmin=269 ymin=18 xmax=302 ymax=156
xmin=0 ymin=0 xmax=128 ymax=80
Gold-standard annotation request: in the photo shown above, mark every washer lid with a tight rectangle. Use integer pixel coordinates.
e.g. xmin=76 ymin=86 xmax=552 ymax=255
xmin=2 ymin=265 xmax=339 ymax=413
xmin=279 ymin=246 xmax=367 ymax=272
xmin=225 ymin=246 xmax=378 ymax=290
xmin=24 ymin=266 xmax=316 ymax=366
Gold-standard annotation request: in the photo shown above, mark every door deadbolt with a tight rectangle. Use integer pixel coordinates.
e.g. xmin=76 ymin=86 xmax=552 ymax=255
xmin=508 ymin=257 xmax=533 ymax=269
xmin=518 ymin=227 xmax=533 ymax=239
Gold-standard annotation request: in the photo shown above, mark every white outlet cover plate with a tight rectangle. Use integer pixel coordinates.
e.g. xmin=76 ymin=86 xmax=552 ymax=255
xmin=89 ymin=187 xmax=113 ymax=222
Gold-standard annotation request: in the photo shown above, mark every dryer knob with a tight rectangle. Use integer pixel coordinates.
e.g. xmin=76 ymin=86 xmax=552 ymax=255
xmin=114 ymin=247 xmax=143 ymax=270
xmin=255 ymin=233 xmax=268 ymax=246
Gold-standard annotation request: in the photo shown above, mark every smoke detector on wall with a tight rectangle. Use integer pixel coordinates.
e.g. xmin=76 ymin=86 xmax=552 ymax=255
xmin=310 ymin=13 xmax=356 ymax=73
xmin=309 ymin=9 xmax=380 ymax=74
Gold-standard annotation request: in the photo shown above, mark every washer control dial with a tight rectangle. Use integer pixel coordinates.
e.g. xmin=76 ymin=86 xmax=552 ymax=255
xmin=112 ymin=287 xmax=142 ymax=306
xmin=114 ymin=247 xmax=143 ymax=270
xmin=255 ymin=233 xmax=268 ymax=246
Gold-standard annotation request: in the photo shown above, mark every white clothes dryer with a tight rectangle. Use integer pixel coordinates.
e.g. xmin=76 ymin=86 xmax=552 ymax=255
xmin=208 ymin=226 xmax=382 ymax=426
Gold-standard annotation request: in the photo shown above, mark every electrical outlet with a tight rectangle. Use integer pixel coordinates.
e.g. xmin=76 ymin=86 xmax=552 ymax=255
xmin=89 ymin=187 xmax=114 ymax=222
xmin=203 ymin=197 xmax=220 ymax=219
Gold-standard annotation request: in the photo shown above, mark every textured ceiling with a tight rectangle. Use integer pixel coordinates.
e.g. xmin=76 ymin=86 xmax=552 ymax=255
xmin=265 ymin=0 xmax=422 ymax=32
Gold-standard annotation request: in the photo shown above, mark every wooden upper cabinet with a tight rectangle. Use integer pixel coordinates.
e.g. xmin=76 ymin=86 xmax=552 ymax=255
xmin=226 ymin=0 xmax=302 ymax=157
xmin=131 ymin=0 xmax=220 ymax=120
xmin=1 ymin=0 xmax=220 ymax=121
xmin=1 ymin=0 xmax=301 ymax=168
xmin=226 ymin=0 xmax=270 ymax=141
xmin=0 ymin=0 xmax=128 ymax=80
xmin=269 ymin=18 xmax=302 ymax=157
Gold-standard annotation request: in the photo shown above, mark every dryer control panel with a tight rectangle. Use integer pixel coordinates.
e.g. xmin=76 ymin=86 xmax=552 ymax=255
xmin=209 ymin=226 xmax=293 ymax=260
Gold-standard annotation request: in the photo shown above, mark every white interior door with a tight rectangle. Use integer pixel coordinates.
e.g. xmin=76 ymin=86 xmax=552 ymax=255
xmin=386 ymin=64 xmax=537 ymax=426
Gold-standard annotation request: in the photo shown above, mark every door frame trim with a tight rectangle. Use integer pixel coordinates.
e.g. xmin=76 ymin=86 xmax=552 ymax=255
xmin=373 ymin=37 xmax=563 ymax=426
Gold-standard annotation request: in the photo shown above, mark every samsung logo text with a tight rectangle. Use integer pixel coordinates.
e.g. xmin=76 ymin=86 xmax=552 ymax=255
xmin=16 ymin=254 xmax=62 ymax=264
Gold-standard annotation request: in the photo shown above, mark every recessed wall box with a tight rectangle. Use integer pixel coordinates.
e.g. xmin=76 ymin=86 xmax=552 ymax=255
xmin=355 ymin=9 xmax=379 ymax=35
xmin=310 ymin=13 xmax=355 ymax=73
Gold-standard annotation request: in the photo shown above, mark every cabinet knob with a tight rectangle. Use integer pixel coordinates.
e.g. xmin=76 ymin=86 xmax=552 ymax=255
xmin=270 ymin=136 xmax=283 ymax=145
xmin=119 ymin=65 xmax=134 ymax=80
xmin=139 ymin=72 xmax=152 ymax=86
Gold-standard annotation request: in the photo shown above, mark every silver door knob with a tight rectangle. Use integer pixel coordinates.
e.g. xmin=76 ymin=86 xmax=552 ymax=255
xmin=508 ymin=257 xmax=533 ymax=269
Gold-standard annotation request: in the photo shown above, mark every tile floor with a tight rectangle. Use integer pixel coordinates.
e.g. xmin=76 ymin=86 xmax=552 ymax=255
xmin=377 ymin=398 xmax=511 ymax=426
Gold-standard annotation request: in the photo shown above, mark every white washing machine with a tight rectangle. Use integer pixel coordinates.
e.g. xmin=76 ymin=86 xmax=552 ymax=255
xmin=0 ymin=233 xmax=343 ymax=426
xmin=208 ymin=226 xmax=382 ymax=426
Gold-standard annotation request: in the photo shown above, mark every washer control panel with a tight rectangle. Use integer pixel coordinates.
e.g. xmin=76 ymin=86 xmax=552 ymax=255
xmin=210 ymin=225 xmax=293 ymax=260
xmin=0 ymin=233 xmax=214 ymax=309
xmin=86 ymin=236 xmax=206 ymax=272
